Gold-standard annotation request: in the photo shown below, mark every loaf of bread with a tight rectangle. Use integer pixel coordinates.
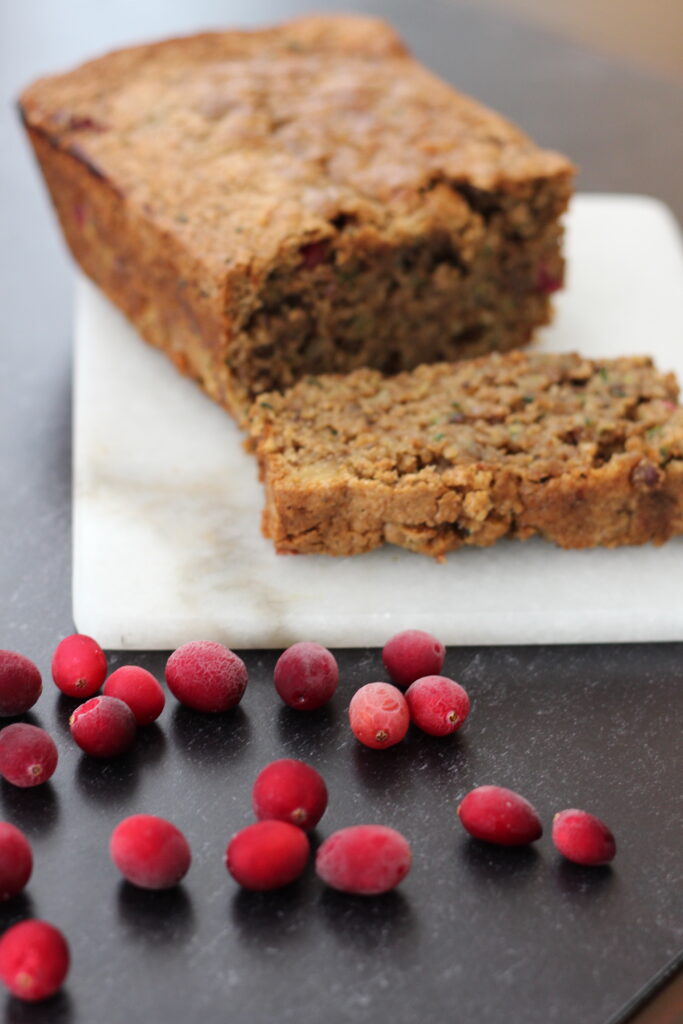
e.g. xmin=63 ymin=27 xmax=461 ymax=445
xmin=247 ymin=352 xmax=683 ymax=557
xmin=19 ymin=15 xmax=573 ymax=421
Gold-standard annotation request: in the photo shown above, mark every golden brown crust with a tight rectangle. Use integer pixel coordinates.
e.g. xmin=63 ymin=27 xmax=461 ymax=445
xmin=247 ymin=352 xmax=683 ymax=557
xmin=20 ymin=14 xmax=574 ymax=418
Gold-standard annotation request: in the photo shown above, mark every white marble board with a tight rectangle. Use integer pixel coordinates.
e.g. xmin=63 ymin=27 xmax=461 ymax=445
xmin=73 ymin=194 xmax=683 ymax=649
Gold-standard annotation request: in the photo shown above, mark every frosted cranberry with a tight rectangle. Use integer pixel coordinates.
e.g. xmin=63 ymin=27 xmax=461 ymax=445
xmin=0 ymin=724 xmax=58 ymax=788
xmin=349 ymin=682 xmax=409 ymax=749
xmin=0 ymin=921 xmax=69 ymax=1001
xmin=0 ymin=823 xmax=32 ymax=899
xmin=51 ymin=634 xmax=107 ymax=698
xmin=458 ymin=786 xmax=543 ymax=846
xmin=252 ymin=759 xmax=328 ymax=831
xmin=405 ymin=675 xmax=470 ymax=736
xmin=274 ymin=643 xmax=339 ymax=710
xmin=552 ymin=809 xmax=616 ymax=866
xmin=226 ymin=821 xmax=310 ymax=891
xmin=316 ymin=825 xmax=412 ymax=895
xmin=165 ymin=641 xmax=247 ymax=713
xmin=69 ymin=695 xmax=136 ymax=758
xmin=110 ymin=814 xmax=191 ymax=889
xmin=382 ymin=630 xmax=445 ymax=688
xmin=0 ymin=652 xmax=42 ymax=716
xmin=104 ymin=666 xmax=165 ymax=725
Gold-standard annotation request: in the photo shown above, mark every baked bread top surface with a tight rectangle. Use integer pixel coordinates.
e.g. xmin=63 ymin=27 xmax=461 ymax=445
xmin=20 ymin=15 xmax=572 ymax=275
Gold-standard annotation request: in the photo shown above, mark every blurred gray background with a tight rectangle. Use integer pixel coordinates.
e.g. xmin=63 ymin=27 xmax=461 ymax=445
xmin=463 ymin=0 xmax=683 ymax=79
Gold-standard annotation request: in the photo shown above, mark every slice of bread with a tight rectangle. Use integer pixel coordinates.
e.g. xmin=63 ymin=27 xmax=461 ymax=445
xmin=247 ymin=351 xmax=683 ymax=557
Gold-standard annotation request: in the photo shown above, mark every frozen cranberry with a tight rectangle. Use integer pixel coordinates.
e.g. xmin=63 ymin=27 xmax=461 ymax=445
xmin=226 ymin=821 xmax=310 ymax=891
xmin=274 ymin=643 xmax=339 ymax=710
xmin=104 ymin=666 xmax=165 ymax=725
xmin=458 ymin=785 xmax=543 ymax=846
xmin=69 ymin=695 xmax=136 ymax=758
xmin=0 ymin=823 xmax=32 ymax=899
xmin=552 ymin=809 xmax=616 ymax=866
xmin=110 ymin=814 xmax=191 ymax=889
xmin=252 ymin=759 xmax=328 ymax=831
xmin=0 ymin=652 xmax=42 ymax=716
xmin=382 ymin=630 xmax=445 ymax=688
xmin=405 ymin=675 xmax=470 ymax=736
xmin=165 ymin=641 xmax=247 ymax=713
xmin=0 ymin=920 xmax=69 ymax=1001
xmin=316 ymin=825 xmax=412 ymax=895
xmin=0 ymin=724 xmax=58 ymax=788
xmin=51 ymin=634 xmax=107 ymax=698
xmin=349 ymin=682 xmax=409 ymax=749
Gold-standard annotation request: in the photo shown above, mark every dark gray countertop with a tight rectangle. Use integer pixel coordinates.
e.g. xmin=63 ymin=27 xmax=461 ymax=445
xmin=1 ymin=2 xmax=682 ymax=1022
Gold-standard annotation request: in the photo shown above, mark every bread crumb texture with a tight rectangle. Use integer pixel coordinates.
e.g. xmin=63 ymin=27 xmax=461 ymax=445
xmin=248 ymin=351 xmax=683 ymax=557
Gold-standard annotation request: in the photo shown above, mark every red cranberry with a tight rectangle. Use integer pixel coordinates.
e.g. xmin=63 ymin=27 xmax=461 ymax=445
xmin=274 ymin=642 xmax=339 ymax=710
xmin=104 ymin=666 xmax=165 ymax=725
xmin=252 ymin=759 xmax=328 ymax=831
xmin=69 ymin=695 xmax=136 ymax=758
xmin=165 ymin=641 xmax=247 ymax=713
xmin=225 ymin=821 xmax=310 ymax=891
xmin=0 ymin=920 xmax=69 ymax=1001
xmin=536 ymin=263 xmax=563 ymax=294
xmin=458 ymin=785 xmax=543 ymax=846
xmin=51 ymin=634 xmax=107 ymax=698
xmin=405 ymin=675 xmax=470 ymax=736
xmin=349 ymin=682 xmax=409 ymax=749
xmin=316 ymin=825 xmax=412 ymax=895
xmin=382 ymin=630 xmax=445 ymax=688
xmin=66 ymin=115 xmax=106 ymax=132
xmin=299 ymin=239 xmax=329 ymax=270
xmin=73 ymin=201 xmax=87 ymax=228
xmin=631 ymin=460 xmax=661 ymax=488
xmin=0 ymin=823 xmax=32 ymax=899
xmin=110 ymin=814 xmax=191 ymax=889
xmin=0 ymin=724 xmax=58 ymax=788
xmin=0 ymin=652 xmax=42 ymax=716
xmin=552 ymin=809 xmax=616 ymax=866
